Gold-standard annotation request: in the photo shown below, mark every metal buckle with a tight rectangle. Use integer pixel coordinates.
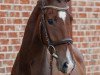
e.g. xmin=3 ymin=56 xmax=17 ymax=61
xmin=48 ymin=45 xmax=58 ymax=59
xmin=66 ymin=38 xmax=73 ymax=45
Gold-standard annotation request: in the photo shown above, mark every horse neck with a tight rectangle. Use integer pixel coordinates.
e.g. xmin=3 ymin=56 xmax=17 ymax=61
xmin=29 ymin=26 xmax=50 ymax=75
xmin=28 ymin=3 xmax=50 ymax=74
xmin=31 ymin=43 xmax=50 ymax=75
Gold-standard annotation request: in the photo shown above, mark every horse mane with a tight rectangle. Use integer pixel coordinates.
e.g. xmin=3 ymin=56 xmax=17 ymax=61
xmin=20 ymin=1 xmax=41 ymax=51
xmin=11 ymin=1 xmax=42 ymax=75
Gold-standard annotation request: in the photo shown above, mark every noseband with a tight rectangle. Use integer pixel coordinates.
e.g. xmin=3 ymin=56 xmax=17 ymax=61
xmin=40 ymin=1 xmax=74 ymax=75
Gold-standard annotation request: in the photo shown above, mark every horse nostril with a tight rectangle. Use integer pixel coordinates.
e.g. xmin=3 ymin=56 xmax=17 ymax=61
xmin=62 ymin=62 xmax=68 ymax=73
xmin=63 ymin=62 xmax=68 ymax=69
xmin=61 ymin=62 xmax=68 ymax=73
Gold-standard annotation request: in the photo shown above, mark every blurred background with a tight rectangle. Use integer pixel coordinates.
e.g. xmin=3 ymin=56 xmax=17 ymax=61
xmin=0 ymin=0 xmax=100 ymax=75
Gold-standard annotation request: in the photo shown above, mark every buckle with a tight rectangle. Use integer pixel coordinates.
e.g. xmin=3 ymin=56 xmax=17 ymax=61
xmin=48 ymin=45 xmax=58 ymax=59
xmin=66 ymin=38 xmax=73 ymax=45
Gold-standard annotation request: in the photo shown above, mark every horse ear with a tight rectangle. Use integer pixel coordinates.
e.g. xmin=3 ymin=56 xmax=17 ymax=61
xmin=66 ymin=0 xmax=70 ymax=2
xmin=47 ymin=0 xmax=51 ymax=2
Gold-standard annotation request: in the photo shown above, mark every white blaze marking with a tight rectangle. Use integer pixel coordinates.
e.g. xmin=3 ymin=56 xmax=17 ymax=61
xmin=58 ymin=11 xmax=66 ymax=23
xmin=66 ymin=49 xmax=74 ymax=74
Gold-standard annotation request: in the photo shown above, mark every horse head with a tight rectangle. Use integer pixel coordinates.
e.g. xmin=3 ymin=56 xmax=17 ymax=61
xmin=39 ymin=0 xmax=75 ymax=74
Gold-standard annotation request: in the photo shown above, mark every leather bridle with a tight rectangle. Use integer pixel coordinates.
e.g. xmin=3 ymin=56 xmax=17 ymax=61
xmin=40 ymin=0 xmax=74 ymax=75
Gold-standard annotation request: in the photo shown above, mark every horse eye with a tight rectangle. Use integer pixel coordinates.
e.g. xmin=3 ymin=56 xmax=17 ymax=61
xmin=48 ymin=19 xmax=54 ymax=25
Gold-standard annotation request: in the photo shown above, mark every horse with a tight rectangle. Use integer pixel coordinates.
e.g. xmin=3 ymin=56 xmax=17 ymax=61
xmin=11 ymin=0 xmax=86 ymax=75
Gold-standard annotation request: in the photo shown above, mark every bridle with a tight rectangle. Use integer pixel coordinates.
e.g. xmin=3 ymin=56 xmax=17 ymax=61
xmin=40 ymin=0 xmax=75 ymax=75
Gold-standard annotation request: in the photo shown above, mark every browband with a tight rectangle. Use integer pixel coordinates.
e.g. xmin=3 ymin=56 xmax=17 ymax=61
xmin=43 ymin=5 xmax=69 ymax=10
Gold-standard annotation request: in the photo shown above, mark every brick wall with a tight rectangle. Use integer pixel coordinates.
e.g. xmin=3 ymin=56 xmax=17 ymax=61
xmin=72 ymin=0 xmax=100 ymax=75
xmin=0 ymin=0 xmax=100 ymax=75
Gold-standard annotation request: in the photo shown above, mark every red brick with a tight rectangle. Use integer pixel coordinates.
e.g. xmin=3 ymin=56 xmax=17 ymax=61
xmin=81 ymin=50 xmax=88 ymax=54
xmin=13 ymin=45 xmax=21 ymax=51
xmin=94 ymin=66 xmax=100 ymax=71
xmin=79 ymin=13 xmax=87 ymax=18
xmin=92 ymin=13 xmax=98 ymax=18
xmin=0 ymin=54 xmax=4 ymax=59
xmin=0 ymin=25 xmax=4 ymax=31
xmin=78 ymin=1 xmax=86 ymax=6
xmin=96 ymin=26 xmax=100 ymax=29
xmin=86 ymin=31 xmax=92 ymax=36
xmin=5 ymin=54 xmax=11 ymax=59
xmin=0 ymin=12 xmax=7 ymax=17
xmin=1 ymin=5 xmax=11 ymax=10
xmin=3 ymin=60 xmax=13 ymax=66
xmin=6 ymin=67 xmax=12 ymax=73
xmin=73 ymin=37 xmax=79 ymax=42
xmin=84 ymin=55 xmax=91 ymax=60
xmin=0 ymin=46 xmax=7 ymax=52
xmin=93 ymin=49 xmax=100 ymax=54
xmin=4 ymin=0 xmax=14 ymax=3
xmin=0 ymin=18 xmax=6 ymax=24
xmin=79 ymin=37 xmax=86 ymax=42
xmin=0 ymin=68 xmax=5 ymax=73
xmin=13 ymin=19 xmax=22 ymax=24
xmin=89 ymin=60 xmax=97 ymax=65
xmin=22 ymin=6 xmax=32 ymax=11
xmin=87 ymin=73 xmax=91 ymax=75
xmin=84 ymin=61 xmax=89 ymax=66
xmin=5 ymin=53 xmax=17 ymax=59
xmin=30 ymin=0 xmax=37 ymax=4
xmin=72 ymin=1 xmax=77 ymax=6
xmin=0 ymin=0 xmax=3 ymax=3
xmin=91 ymin=54 xmax=98 ymax=59
xmin=0 ymin=39 xmax=9 ymax=45
xmin=81 ymin=43 xmax=89 ymax=48
xmin=72 ymin=8 xmax=76 ymax=12
xmin=93 ymin=8 xmax=100 ymax=12
xmin=20 ymin=0 xmax=30 ymax=4
xmin=95 ymin=2 xmax=100 ymax=6
xmin=86 ymin=2 xmax=94 ymax=6
xmin=90 ymin=43 xmax=98 ymax=48
xmin=89 ymin=25 xmax=95 ymax=30
xmin=78 ymin=7 xmax=84 ymax=12
xmin=92 ymin=37 xmax=99 ymax=41
xmin=77 ymin=31 xmax=85 ymax=36
xmin=10 ymin=39 xmax=20 ymax=44
xmin=7 ymin=46 xmax=13 ymax=52
xmin=98 ymin=60 xmax=100 ymax=64
xmin=11 ymin=53 xmax=17 ymax=59
xmin=10 ymin=12 xmax=20 ymax=17
xmin=87 ymin=66 xmax=92 ymax=72
xmin=93 ymin=72 xmax=100 ymax=75
xmin=19 ymin=32 xmax=24 ymax=37
xmin=22 ymin=12 xmax=30 ymax=17
xmin=14 ymin=0 xmax=20 ymax=4
xmin=22 ymin=19 xmax=28 ymax=24
xmin=0 ymin=61 xmax=2 ymax=67
xmin=0 ymin=32 xmax=7 ymax=38
xmin=14 ymin=5 xmax=22 ymax=10
xmin=6 ymin=19 xmax=13 ymax=24
xmin=85 ymin=8 xmax=92 ymax=12
xmin=5 ymin=25 xmax=15 ymax=31
xmin=8 ymin=32 xmax=18 ymax=38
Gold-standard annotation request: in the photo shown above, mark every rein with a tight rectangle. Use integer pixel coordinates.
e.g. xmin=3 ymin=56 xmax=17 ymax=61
xmin=41 ymin=0 xmax=75 ymax=75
